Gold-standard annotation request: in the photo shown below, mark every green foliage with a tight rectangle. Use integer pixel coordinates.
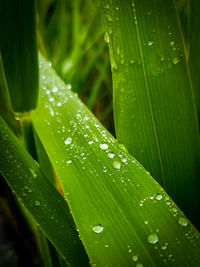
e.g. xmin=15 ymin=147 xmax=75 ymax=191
xmin=0 ymin=0 xmax=38 ymax=112
xmin=32 ymin=55 xmax=200 ymax=266
xmin=0 ymin=116 xmax=88 ymax=266
xmin=97 ymin=0 xmax=200 ymax=227
xmin=0 ymin=0 xmax=200 ymax=266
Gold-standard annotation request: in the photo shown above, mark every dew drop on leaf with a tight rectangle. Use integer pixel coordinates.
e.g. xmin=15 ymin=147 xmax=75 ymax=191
xmin=92 ymin=224 xmax=104 ymax=234
xmin=65 ymin=137 xmax=72 ymax=145
xmin=104 ymin=32 xmax=110 ymax=43
xmin=132 ymin=255 xmax=138 ymax=261
xmin=147 ymin=233 xmax=159 ymax=244
xmin=34 ymin=200 xmax=41 ymax=207
xmin=156 ymin=194 xmax=162 ymax=200
xmin=100 ymin=143 xmax=108 ymax=150
xmin=172 ymin=57 xmax=180 ymax=65
xmin=178 ymin=217 xmax=188 ymax=227
xmin=147 ymin=40 xmax=154 ymax=46
xmin=108 ymin=153 xmax=115 ymax=158
xmin=113 ymin=161 xmax=121 ymax=169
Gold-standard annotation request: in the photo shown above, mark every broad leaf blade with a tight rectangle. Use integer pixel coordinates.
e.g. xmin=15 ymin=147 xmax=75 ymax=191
xmin=0 ymin=0 xmax=38 ymax=112
xmin=97 ymin=0 xmax=200 ymax=226
xmin=33 ymin=55 xmax=200 ymax=266
xmin=0 ymin=116 xmax=88 ymax=266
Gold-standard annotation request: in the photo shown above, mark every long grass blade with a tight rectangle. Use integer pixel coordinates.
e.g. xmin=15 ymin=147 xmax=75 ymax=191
xmin=0 ymin=0 xmax=38 ymax=112
xmin=33 ymin=54 xmax=200 ymax=266
xmin=0 ymin=116 xmax=89 ymax=266
xmin=97 ymin=0 xmax=200 ymax=227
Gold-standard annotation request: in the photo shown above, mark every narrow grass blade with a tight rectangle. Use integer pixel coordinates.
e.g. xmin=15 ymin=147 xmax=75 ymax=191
xmin=188 ymin=0 xmax=200 ymax=119
xmin=0 ymin=116 xmax=89 ymax=266
xmin=33 ymin=54 xmax=200 ymax=266
xmin=0 ymin=0 xmax=38 ymax=112
xmin=97 ymin=0 xmax=200 ymax=226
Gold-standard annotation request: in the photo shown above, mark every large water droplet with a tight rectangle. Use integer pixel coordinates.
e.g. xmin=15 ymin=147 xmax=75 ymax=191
xmin=172 ymin=57 xmax=180 ymax=65
xmin=178 ymin=217 xmax=188 ymax=227
xmin=148 ymin=40 xmax=154 ymax=46
xmin=104 ymin=32 xmax=110 ymax=43
xmin=100 ymin=143 xmax=108 ymax=150
xmin=92 ymin=224 xmax=104 ymax=233
xmin=132 ymin=255 xmax=138 ymax=261
xmin=156 ymin=194 xmax=162 ymax=201
xmin=113 ymin=161 xmax=121 ymax=169
xmin=147 ymin=234 xmax=159 ymax=244
xmin=108 ymin=153 xmax=115 ymax=159
xmin=65 ymin=137 xmax=72 ymax=145
xmin=29 ymin=168 xmax=37 ymax=178
xmin=34 ymin=200 xmax=40 ymax=207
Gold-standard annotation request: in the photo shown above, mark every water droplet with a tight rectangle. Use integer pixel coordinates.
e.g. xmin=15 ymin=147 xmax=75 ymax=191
xmin=148 ymin=40 xmax=154 ymax=46
xmin=136 ymin=263 xmax=143 ymax=267
xmin=66 ymin=84 xmax=72 ymax=90
xmin=65 ymin=137 xmax=72 ymax=145
xmin=147 ymin=234 xmax=159 ymax=244
xmin=113 ymin=161 xmax=121 ymax=169
xmin=34 ymin=200 xmax=40 ymax=207
xmin=88 ymin=140 xmax=93 ymax=145
xmin=104 ymin=244 xmax=109 ymax=248
xmin=92 ymin=224 xmax=104 ymax=233
xmin=121 ymin=158 xmax=127 ymax=163
xmin=29 ymin=168 xmax=37 ymax=178
xmin=178 ymin=217 xmax=188 ymax=227
xmin=66 ymin=160 xmax=72 ymax=164
xmin=132 ymin=255 xmax=138 ymax=261
xmin=156 ymin=194 xmax=162 ymax=200
xmin=100 ymin=143 xmax=108 ymax=150
xmin=172 ymin=57 xmax=180 ymax=65
xmin=52 ymin=86 xmax=58 ymax=92
xmin=104 ymin=32 xmax=110 ymax=43
xmin=144 ymin=220 xmax=149 ymax=224
xmin=108 ymin=153 xmax=115 ymax=159
xmin=161 ymin=245 xmax=167 ymax=250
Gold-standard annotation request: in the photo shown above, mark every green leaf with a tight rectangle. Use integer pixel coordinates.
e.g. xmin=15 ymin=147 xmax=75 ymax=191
xmin=0 ymin=0 xmax=38 ymax=112
xmin=97 ymin=0 xmax=200 ymax=226
xmin=189 ymin=0 xmax=200 ymax=118
xmin=33 ymin=54 xmax=200 ymax=266
xmin=0 ymin=116 xmax=89 ymax=266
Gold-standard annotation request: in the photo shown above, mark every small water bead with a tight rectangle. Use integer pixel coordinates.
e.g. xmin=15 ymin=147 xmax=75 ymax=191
xmin=92 ymin=224 xmax=104 ymax=234
xmin=100 ymin=143 xmax=108 ymax=150
xmin=108 ymin=153 xmax=115 ymax=159
xmin=147 ymin=234 xmax=159 ymax=244
xmin=132 ymin=255 xmax=138 ymax=261
xmin=172 ymin=57 xmax=180 ymax=65
xmin=113 ymin=161 xmax=121 ymax=170
xmin=161 ymin=245 xmax=167 ymax=250
xmin=66 ymin=84 xmax=72 ymax=90
xmin=29 ymin=168 xmax=37 ymax=178
xmin=144 ymin=220 xmax=149 ymax=225
xmin=148 ymin=40 xmax=154 ymax=46
xmin=104 ymin=244 xmax=109 ymax=248
xmin=34 ymin=200 xmax=41 ymax=207
xmin=121 ymin=158 xmax=127 ymax=163
xmin=52 ymin=86 xmax=58 ymax=92
xmin=88 ymin=140 xmax=93 ymax=145
xmin=65 ymin=137 xmax=72 ymax=145
xmin=104 ymin=32 xmax=110 ymax=43
xmin=66 ymin=160 xmax=72 ymax=164
xmin=156 ymin=194 xmax=162 ymax=201
xmin=178 ymin=217 xmax=188 ymax=227
xmin=136 ymin=263 xmax=143 ymax=267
